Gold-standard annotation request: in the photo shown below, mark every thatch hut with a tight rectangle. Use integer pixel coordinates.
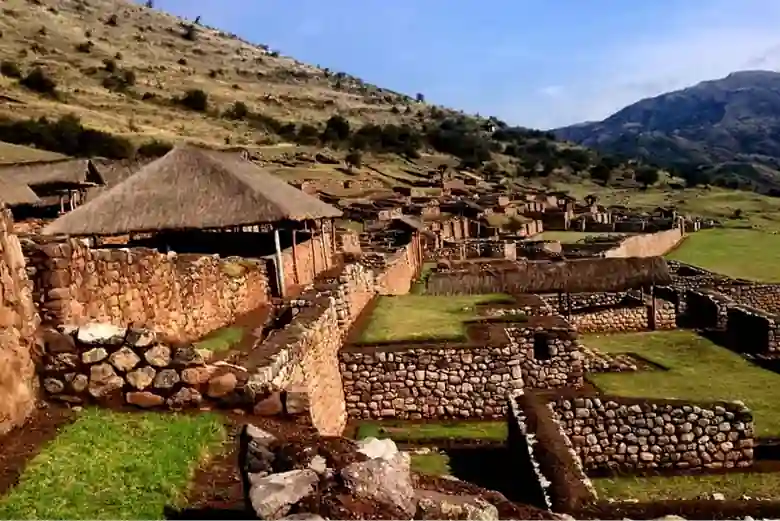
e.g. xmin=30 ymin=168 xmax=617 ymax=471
xmin=0 ymin=158 xmax=106 ymax=216
xmin=0 ymin=177 xmax=41 ymax=207
xmin=42 ymin=145 xmax=343 ymax=297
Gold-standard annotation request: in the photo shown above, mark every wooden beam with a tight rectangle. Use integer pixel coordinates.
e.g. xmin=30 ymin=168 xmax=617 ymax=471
xmin=274 ymin=227 xmax=286 ymax=298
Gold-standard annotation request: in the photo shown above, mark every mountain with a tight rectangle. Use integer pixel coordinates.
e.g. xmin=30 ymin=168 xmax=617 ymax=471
xmin=554 ymin=70 xmax=780 ymax=194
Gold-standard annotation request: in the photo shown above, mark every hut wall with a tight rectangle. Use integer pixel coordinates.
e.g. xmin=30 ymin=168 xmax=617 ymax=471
xmin=279 ymin=229 xmax=336 ymax=294
xmin=25 ymin=238 xmax=271 ymax=343
xmin=603 ymin=227 xmax=684 ymax=258
xmin=375 ymin=232 xmax=424 ymax=295
xmin=0 ymin=209 xmax=40 ymax=435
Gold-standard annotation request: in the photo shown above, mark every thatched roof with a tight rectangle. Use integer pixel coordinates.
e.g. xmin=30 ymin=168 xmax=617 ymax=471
xmin=0 ymin=178 xmax=41 ymax=206
xmin=86 ymin=157 xmax=154 ymax=202
xmin=41 ymin=146 xmax=342 ymax=236
xmin=0 ymin=158 xmax=104 ymax=188
xmin=514 ymin=257 xmax=672 ymax=293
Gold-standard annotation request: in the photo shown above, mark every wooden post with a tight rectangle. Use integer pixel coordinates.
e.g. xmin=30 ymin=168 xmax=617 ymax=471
xmin=650 ymin=284 xmax=657 ymax=330
xmin=274 ymin=227 xmax=286 ymax=298
xmin=291 ymin=229 xmax=299 ymax=285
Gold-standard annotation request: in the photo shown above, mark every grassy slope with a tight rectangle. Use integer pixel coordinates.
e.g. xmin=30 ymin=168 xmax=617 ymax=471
xmin=586 ymin=331 xmax=780 ymax=437
xmin=357 ymin=294 xmax=511 ymax=343
xmin=0 ymin=0 xmax=428 ymax=148
xmin=0 ymin=408 xmax=225 ymax=520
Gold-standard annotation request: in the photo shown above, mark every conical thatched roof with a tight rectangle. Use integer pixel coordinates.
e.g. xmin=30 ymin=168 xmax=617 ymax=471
xmin=0 ymin=178 xmax=40 ymax=206
xmin=0 ymin=158 xmax=104 ymax=188
xmin=42 ymin=146 xmax=342 ymax=236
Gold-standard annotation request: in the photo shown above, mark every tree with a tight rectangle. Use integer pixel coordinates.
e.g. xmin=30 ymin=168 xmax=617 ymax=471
xmin=225 ymin=101 xmax=249 ymax=120
xmin=590 ymin=163 xmax=613 ymax=185
xmin=178 ymin=89 xmax=208 ymax=111
xmin=321 ymin=115 xmax=350 ymax=143
xmin=20 ymin=67 xmax=58 ymax=97
xmin=635 ymin=165 xmax=660 ymax=187
xmin=345 ymin=150 xmax=362 ymax=173
xmin=584 ymin=194 xmax=598 ymax=207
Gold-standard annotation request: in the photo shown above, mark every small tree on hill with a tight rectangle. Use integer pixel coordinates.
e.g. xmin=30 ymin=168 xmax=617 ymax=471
xmin=20 ymin=67 xmax=58 ymax=97
xmin=635 ymin=165 xmax=660 ymax=188
xmin=321 ymin=115 xmax=350 ymax=143
xmin=345 ymin=150 xmax=362 ymax=173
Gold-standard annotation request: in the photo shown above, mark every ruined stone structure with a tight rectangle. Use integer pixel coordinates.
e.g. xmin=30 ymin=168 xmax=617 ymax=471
xmin=0 ymin=209 xmax=40 ymax=435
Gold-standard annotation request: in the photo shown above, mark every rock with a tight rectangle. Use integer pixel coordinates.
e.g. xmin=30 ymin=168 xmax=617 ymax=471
xmin=308 ymin=455 xmax=327 ymax=475
xmin=167 ymin=387 xmax=203 ymax=409
xmin=285 ymin=387 xmax=310 ymax=415
xmin=712 ymin=492 xmax=725 ymax=500
xmin=125 ymin=328 xmax=156 ymax=348
xmin=248 ymin=469 xmax=318 ymax=520
xmin=71 ymin=374 xmax=88 ymax=393
xmin=88 ymin=363 xmax=125 ymax=398
xmin=173 ymin=346 xmax=205 ymax=366
xmin=126 ymin=366 xmax=156 ymax=390
xmin=356 ymin=437 xmax=398 ymax=461
xmin=43 ymin=377 xmax=65 ymax=394
xmin=416 ymin=490 xmax=499 ymax=520
xmin=341 ymin=452 xmax=416 ymax=516
xmin=42 ymin=327 xmax=76 ymax=353
xmin=254 ymin=392 xmax=284 ymax=416
xmin=77 ymin=323 xmax=126 ymax=345
xmin=181 ymin=366 xmax=215 ymax=385
xmin=144 ymin=344 xmax=171 ymax=367
xmin=82 ymin=347 xmax=108 ymax=364
xmin=126 ymin=391 xmax=165 ymax=408
xmin=207 ymin=372 xmax=237 ymax=398
xmin=279 ymin=515 xmax=325 ymax=521
xmin=153 ymin=369 xmax=180 ymax=389
xmin=109 ymin=347 xmax=141 ymax=372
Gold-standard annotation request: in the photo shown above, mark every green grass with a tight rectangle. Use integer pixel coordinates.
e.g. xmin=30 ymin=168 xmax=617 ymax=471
xmin=410 ymin=262 xmax=437 ymax=295
xmin=593 ymin=472 xmax=780 ymax=501
xmin=0 ymin=408 xmax=226 ymax=520
xmin=355 ymin=421 xmax=508 ymax=441
xmin=410 ymin=452 xmax=452 ymax=476
xmin=358 ymin=294 xmax=512 ymax=343
xmin=193 ymin=326 xmax=244 ymax=352
xmin=667 ymin=228 xmax=780 ymax=282
xmin=586 ymin=330 xmax=780 ymax=437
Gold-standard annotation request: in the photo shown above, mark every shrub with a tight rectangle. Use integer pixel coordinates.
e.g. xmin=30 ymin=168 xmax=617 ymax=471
xmin=345 ymin=150 xmax=362 ymax=171
xmin=178 ymin=57 xmax=187 ymax=66
xmin=182 ymin=24 xmax=197 ymax=41
xmin=114 ymin=51 xmax=123 ymax=60
xmin=137 ymin=139 xmax=173 ymax=157
xmin=19 ymin=67 xmax=57 ymax=97
xmin=75 ymin=40 xmax=93 ymax=53
xmin=0 ymin=60 xmax=22 ymax=78
xmin=224 ymin=101 xmax=249 ymax=120
xmin=106 ymin=14 xmax=118 ymax=26
xmin=103 ymin=58 xmax=117 ymax=73
xmin=321 ymin=115 xmax=351 ymax=143
xmin=296 ymin=124 xmax=319 ymax=145
xmin=102 ymin=69 xmax=135 ymax=92
xmin=178 ymin=89 xmax=208 ymax=111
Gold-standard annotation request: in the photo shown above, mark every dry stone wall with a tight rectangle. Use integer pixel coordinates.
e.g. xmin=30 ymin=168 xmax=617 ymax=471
xmin=0 ymin=209 xmax=40 ymax=435
xmin=550 ymin=396 xmax=754 ymax=472
xmin=726 ymin=306 xmax=780 ymax=356
xmin=24 ymin=238 xmax=270 ymax=343
xmin=603 ymin=227 xmax=684 ymax=258
xmin=567 ymin=299 xmax=676 ymax=334
xmin=726 ymin=285 xmax=780 ymax=315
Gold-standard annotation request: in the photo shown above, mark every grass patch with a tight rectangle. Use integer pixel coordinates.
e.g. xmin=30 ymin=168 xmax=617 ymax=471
xmin=193 ymin=326 xmax=244 ymax=352
xmin=593 ymin=472 xmax=780 ymax=501
xmin=410 ymin=262 xmax=437 ymax=295
xmin=667 ymin=228 xmax=780 ymax=282
xmin=586 ymin=330 xmax=780 ymax=437
xmin=358 ymin=294 xmax=512 ymax=343
xmin=355 ymin=421 xmax=508 ymax=442
xmin=0 ymin=408 xmax=226 ymax=520
xmin=410 ymin=452 xmax=451 ymax=476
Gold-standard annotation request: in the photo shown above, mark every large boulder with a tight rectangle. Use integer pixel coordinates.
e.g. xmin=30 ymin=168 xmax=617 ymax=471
xmin=356 ymin=437 xmax=398 ymax=461
xmin=416 ymin=490 xmax=499 ymax=520
xmin=248 ymin=469 xmax=319 ymax=520
xmin=341 ymin=444 xmax=416 ymax=517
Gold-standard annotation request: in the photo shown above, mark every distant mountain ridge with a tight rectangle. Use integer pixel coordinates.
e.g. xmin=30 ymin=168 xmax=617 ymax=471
xmin=554 ymin=70 xmax=780 ymax=194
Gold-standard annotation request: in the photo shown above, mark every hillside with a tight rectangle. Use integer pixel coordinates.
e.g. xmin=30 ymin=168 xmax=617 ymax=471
xmin=0 ymin=0 xmax=641 ymax=187
xmin=554 ymin=70 xmax=780 ymax=194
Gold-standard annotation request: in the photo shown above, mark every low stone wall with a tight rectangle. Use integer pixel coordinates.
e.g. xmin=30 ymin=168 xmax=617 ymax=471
xmin=685 ymin=289 xmax=735 ymax=329
xmin=568 ymin=299 xmax=676 ymax=334
xmin=726 ymin=305 xmax=780 ymax=356
xmin=726 ymin=284 xmax=780 ymax=315
xmin=25 ymin=238 xmax=271 ymax=343
xmin=39 ymin=322 xmax=258 ymax=410
xmin=550 ymin=395 xmax=754 ymax=472
xmin=340 ymin=324 xmax=585 ymax=420
xmin=604 ymin=227 xmax=684 ymax=258
xmin=0 ymin=209 xmax=40 ymax=435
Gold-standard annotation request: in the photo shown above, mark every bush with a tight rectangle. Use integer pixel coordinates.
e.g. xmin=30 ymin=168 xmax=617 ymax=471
xmin=0 ymin=114 xmax=135 ymax=159
xmin=103 ymin=58 xmax=117 ymax=73
xmin=321 ymin=115 xmax=351 ymax=143
xmin=224 ymin=101 xmax=249 ymax=120
xmin=75 ymin=40 xmax=94 ymax=53
xmin=182 ymin=24 xmax=197 ymax=41
xmin=177 ymin=57 xmax=187 ymax=66
xmin=0 ymin=60 xmax=22 ymax=78
xmin=137 ymin=139 xmax=173 ymax=158
xmin=19 ymin=67 xmax=58 ymax=97
xmin=345 ymin=150 xmax=362 ymax=171
xmin=102 ymin=69 xmax=135 ymax=92
xmin=178 ymin=89 xmax=208 ymax=111
xmin=105 ymin=13 xmax=118 ymax=26
xmin=296 ymin=124 xmax=319 ymax=145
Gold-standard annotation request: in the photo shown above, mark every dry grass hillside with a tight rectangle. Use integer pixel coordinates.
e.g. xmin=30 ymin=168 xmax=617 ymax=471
xmin=0 ymin=0 xmax=431 ymax=148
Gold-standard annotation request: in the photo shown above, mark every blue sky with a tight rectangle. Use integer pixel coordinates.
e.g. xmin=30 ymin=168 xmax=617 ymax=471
xmin=152 ymin=0 xmax=780 ymax=130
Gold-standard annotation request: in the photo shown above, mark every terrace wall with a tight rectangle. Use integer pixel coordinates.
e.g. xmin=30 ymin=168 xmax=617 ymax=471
xmin=25 ymin=239 xmax=271 ymax=343
xmin=603 ymin=227 xmax=684 ymax=258
xmin=0 ymin=209 xmax=40 ymax=435
xmin=340 ymin=325 xmax=584 ymax=420
xmin=567 ymin=299 xmax=676 ymax=334
xmin=550 ymin=395 xmax=754 ymax=472
xmin=725 ymin=285 xmax=780 ymax=315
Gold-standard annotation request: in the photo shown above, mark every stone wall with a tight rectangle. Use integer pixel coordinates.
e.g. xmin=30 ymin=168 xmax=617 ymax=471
xmin=0 ymin=209 xmax=40 ymax=435
xmin=726 ymin=285 xmax=780 ymax=315
xmin=550 ymin=395 xmax=754 ymax=472
xmin=25 ymin=239 xmax=271 ymax=343
xmin=340 ymin=323 xmax=585 ymax=420
xmin=726 ymin=306 xmax=780 ymax=356
xmin=375 ymin=233 xmax=423 ymax=296
xmin=685 ymin=289 xmax=735 ymax=329
xmin=567 ymin=299 xmax=676 ymax=334
xmin=603 ymin=227 xmax=684 ymax=258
